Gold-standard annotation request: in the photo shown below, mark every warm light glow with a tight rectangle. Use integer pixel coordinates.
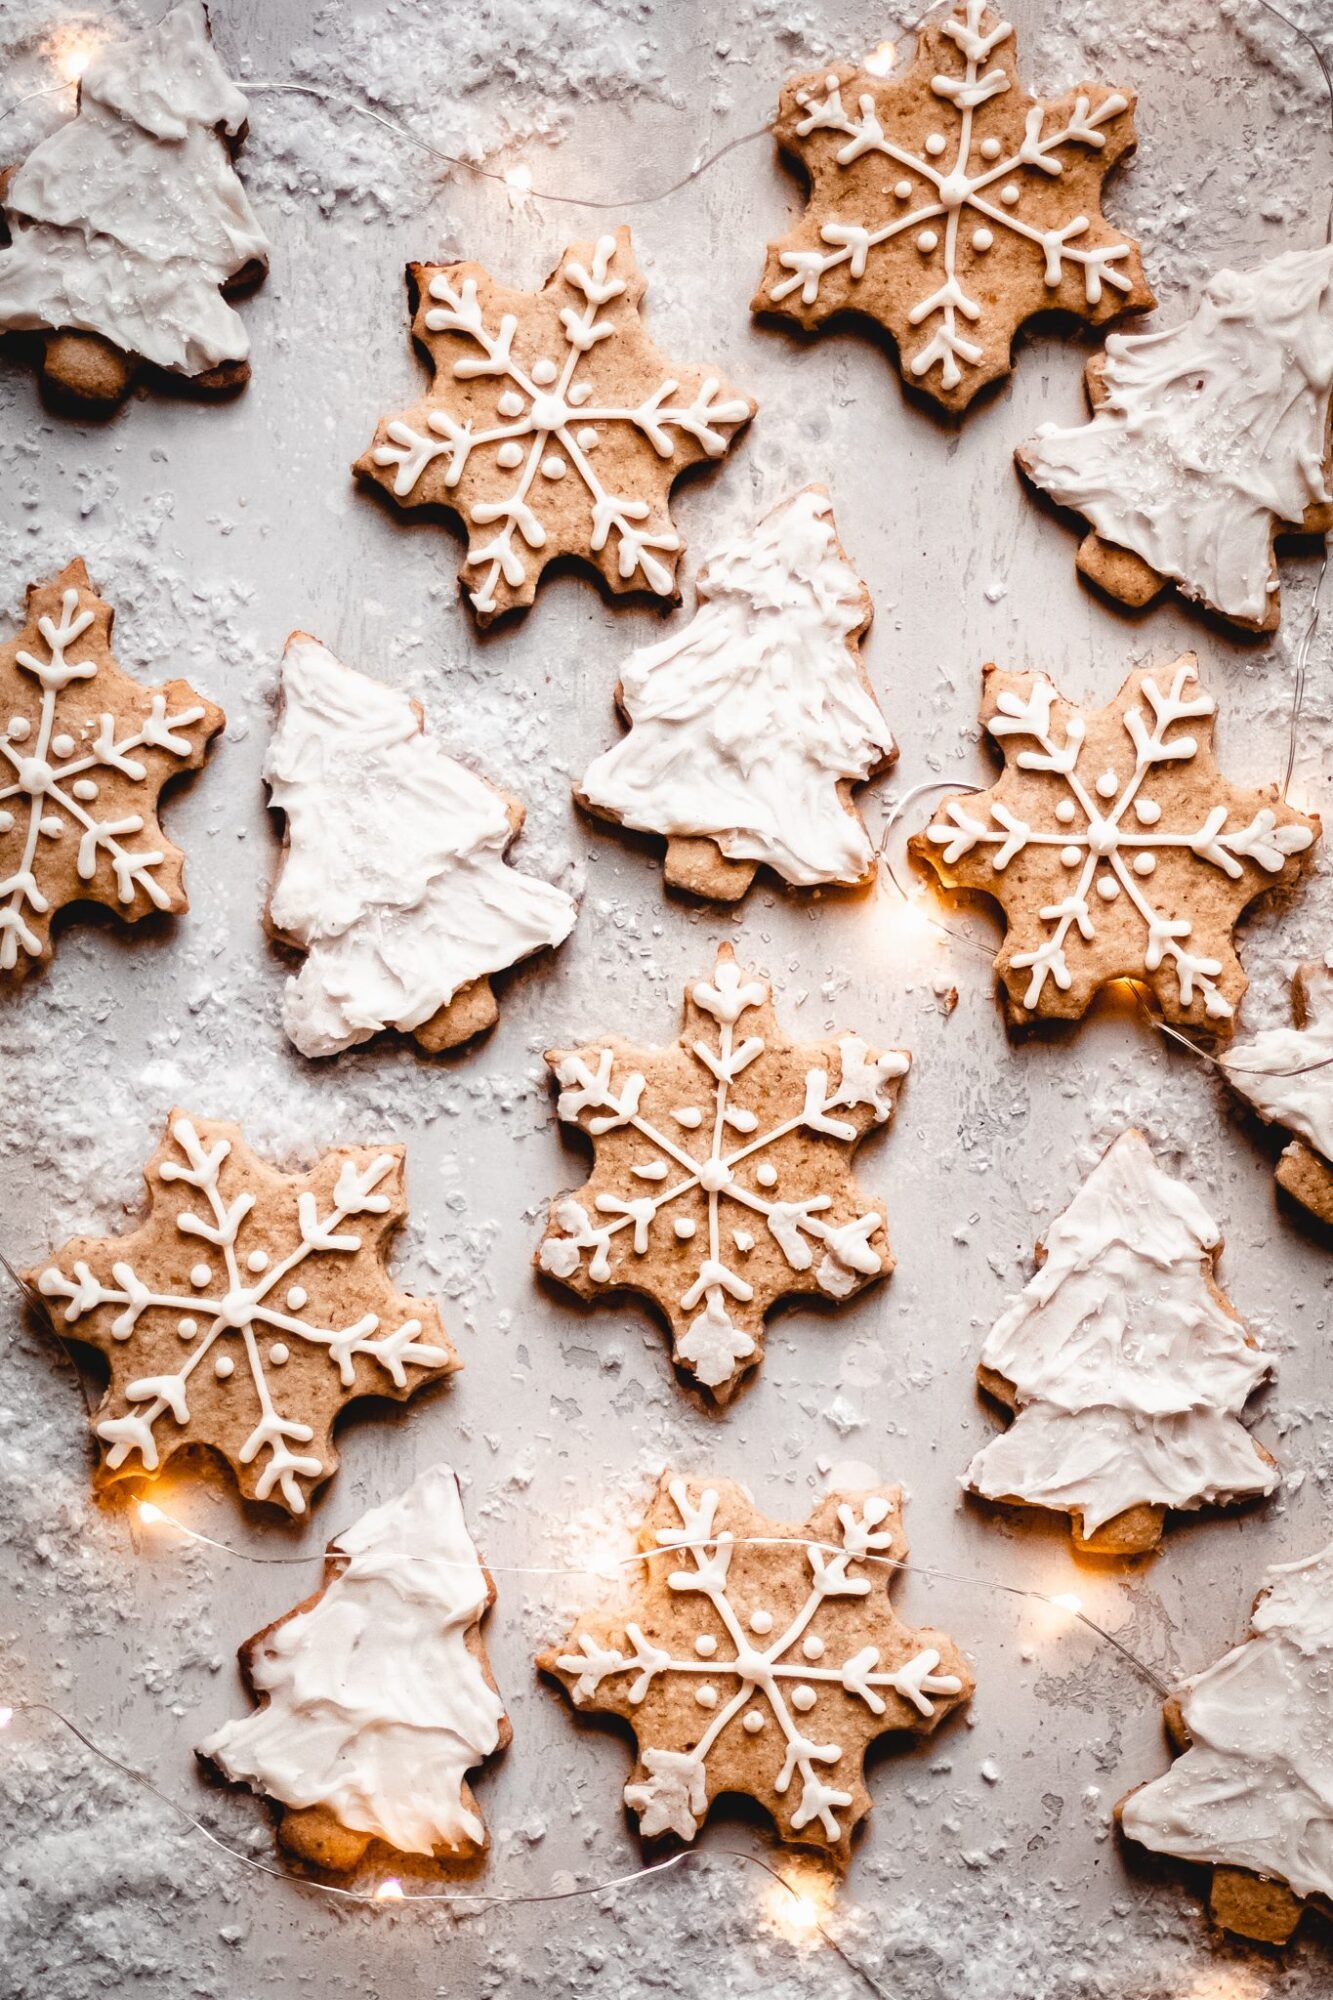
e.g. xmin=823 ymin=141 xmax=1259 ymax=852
xmin=0 ymin=1705 xmax=13 ymax=1730
xmin=46 ymin=26 xmax=106 ymax=85
xmin=374 ymin=1878 xmax=405 ymax=1902
xmin=883 ymin=891 xmax=932 ymax=944
xmin=1183 ymin=1970 xmax=1272 ymax=2000
xmin=759 ymin=1862 xmax=833 ymax=1946
xmin=864 ymin=40 xmax=896 ymax=77
xmin=504 ymin=163 xmax=534 ymax=195
xmin=137 ymin=1500 xmax=166 ymax=1526
xmin=1050 ymin=1592 xmax=1083 ymax=1616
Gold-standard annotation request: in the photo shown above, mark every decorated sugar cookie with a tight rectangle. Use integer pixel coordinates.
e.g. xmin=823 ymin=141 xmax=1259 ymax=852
xmin=1119 ymin=1540 xmax=1333 ymax=1943
xmin=0 ymin=560 xmax=223 ymax=978
xmin=199 ymin=1464 xmax=508 ymax=1871
xmin=964 ymin=1130 xmax=1278 ymax=1555
xmin=1018 ymin=243 xmax=1333 ymax=633
xmin=754 ymin=1 xmax=1152 ymax=413
xmin=264 ymin=634 xmax=576 ymax=1058
xmin=31 ymin=1111 xmax=457 ymax=1514
xmin=540 ymin=1474 xmax=971 ymax=1865
xmin=1224 ymin=953 xmax=1333 ymax=1227
xmin=0 ymin=0 xmax=269 ymax=409
xmin=577 ymin=486 xmax=896 ymax=899
xmin=913 ymin=656 xmax=1318 ymax=1031
xmin=538 ymin=946 xmax=908 ymax=1399
xmin=356 ymin=226 xmax=755 ymax=624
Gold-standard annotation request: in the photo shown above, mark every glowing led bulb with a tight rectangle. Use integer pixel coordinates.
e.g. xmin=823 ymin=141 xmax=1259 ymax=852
xmin=0 ymin=1705 xmax=13 ymax=1730
xmin=137 ymin=1500 xmax=165 ymax=1526
xmin=864 ymin=40 xmax=895 ymax=76
xmin=1050 ymin=1591 xmax=1083 ymax=1616
xmin=374 ymin=1878 xmax=405 ymax=1901
xmin=504 ymin=163 xmax=534 ymax=195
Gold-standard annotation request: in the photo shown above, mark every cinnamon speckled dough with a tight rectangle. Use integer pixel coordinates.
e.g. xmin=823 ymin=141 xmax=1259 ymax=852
xmin=0 ymin=559 xmax=223 ymax=980
xmin=30 ymin=1111 xmax=458 ymax=1515
xmin=754 ymin=2 xmax=1152 ymax=414
xmin=355 ymin=225 xmax=754 ymax=625
xmin=540 ymin=1474 xmax=973 ymax=1867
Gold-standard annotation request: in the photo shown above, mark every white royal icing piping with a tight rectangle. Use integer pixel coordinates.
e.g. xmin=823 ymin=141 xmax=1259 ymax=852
xmin=964 ymin=1130 xmax=1278 ymax=1537
xmin=557 ymin=1479 xmax=961 ymax=1842
xmin=0 ymin=0 xmax=270 ymax=374
xmin=198 ymin=1464 xmax=505 ymax=1856
xmin=1121 ymin=1540 xmax=1333 ymax=1903
xmin=540 ymin=954 xmax=907 ymax=1392
xmin=926 ymin=658 xmax=1315 ymax=1020
xmin=1225 ymin=952 xmax=1333 ymax=1166
xmin=767 ymin=1 xmax=1136 ymax=391
xmin=1022 ymin=243 xmax=1333 ymax=625
xmin=578 ymin=488 xmax=895 ymax=888
xmin=371 ymin=231 xmax=751 ymax=616
xmin=264 ymin=635 xmax=576 ymax=1059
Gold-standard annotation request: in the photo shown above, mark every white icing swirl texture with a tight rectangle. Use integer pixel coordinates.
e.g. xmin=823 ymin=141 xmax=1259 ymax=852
xmin=1225 ymin=952 xmax=1333 ymax=1166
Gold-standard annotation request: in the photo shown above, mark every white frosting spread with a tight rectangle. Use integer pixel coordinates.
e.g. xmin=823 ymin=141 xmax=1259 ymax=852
xmin=0 ymin=1 xmax=270 ymax=373
xmin=1121 ymin=1541 xmax=1333 ymax=1903
xmin=265 ymin=635 xmax=576 ymax=1058
xmin=1022 ymin=243 xmax=1333 ymax=625
xmin=1226 ymin=952 xmax=1333 ymax=1166
xmin=964 ymin=1129 xmax=1278 ymax=1535
xmin=198 ymin=1464 xmax=506 ymax=1856
xmin=578 ymin=488 xmax=895 ymax=887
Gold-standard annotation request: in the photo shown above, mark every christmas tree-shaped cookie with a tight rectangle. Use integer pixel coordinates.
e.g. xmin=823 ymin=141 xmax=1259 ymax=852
xmin=577 ymin=487 xmax=896 ymax=899
xmin=1018 ymin=243 xmax=1333 ymax=632
xmin=200 ymin=1464 xmax=509 ymax=1871
xmin=1224 ymin=953 xmax=1333 ymax=1226
xmin=264 ymin=635 xmax=577 ymax=1058
xmin=964 ymin=1130 xmax=1278 ymax=1554
xmin=1119 ymin=1540 xmax=1333 ymax=1943
xmin=0 ymin=0 xmax=270 ymax=409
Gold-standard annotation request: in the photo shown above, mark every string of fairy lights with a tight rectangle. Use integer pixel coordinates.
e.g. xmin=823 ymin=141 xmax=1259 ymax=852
xmin=0 ymin=0 xmax=1331 ymax=1976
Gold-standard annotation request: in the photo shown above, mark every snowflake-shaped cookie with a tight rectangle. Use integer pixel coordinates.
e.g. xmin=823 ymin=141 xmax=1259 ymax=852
xmin=537 ymin=946 xmax=908 ymax=1399
xmin=913 ymin=657 xmax=1318 ymax=1031
xmin=754 ymin=1 xmax=1153 ymax=412
xmin=356 ymin=227 xmax=755 ymax=624
xmin=1 ymin=560 xmax=223 ymax=976
xmin=31 ymin=1112 xmax=457 ymax=1514
xmin=540 ymin=1474 xmax=971 ymax=1865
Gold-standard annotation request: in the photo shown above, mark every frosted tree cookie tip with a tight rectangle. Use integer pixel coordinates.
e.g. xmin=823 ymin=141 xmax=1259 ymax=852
xmin=1224 ymin=953 xmax=1333 ymax=1228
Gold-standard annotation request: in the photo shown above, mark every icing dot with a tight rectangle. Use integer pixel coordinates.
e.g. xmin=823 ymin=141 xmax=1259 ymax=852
xmin=39 ymin=815 xmax=62 ymax=837
xmin=1059 ymin=845 xmax=1082 ymax=868
xmin=51 ymin=733 xmax=75 ymax=758
xmin=749 ymin=1609 xmax=774 ymax=1635
xmin=541 ymin=454 xmax=567 ymax=480
xmin=568 ymin=382 xmax=592 ymax=406
xmin=916 ymin=229 xmax=939 ymax=253
xmin=742 ymin=1709 xmax=765 ymax=1733
xmin=894 ymin=178 xmax=912 ymax=199
xmin=177 ymin=1317 xmax=197 ymax=1340
xmin=246 ymin=1249 xmax=269 ymax=1274
xmin=695 ymin=1684 xmax=718 ymax=1709
xmin=1134 ymin=799 xmax=1162 ymax=826
xmin=190 ymin=1264 xmax=212 ymax=1288
xmin=791 ymin=1686 xmax=817 ymax=1713
xmin=269 ymin=1342 xmax=290 ymax=1366
xmin=72 ymin=778 xmax=98 ymax=801
xmin=214 ymin=1355 xmax=235 ymax=1380
xmin=1096 ymin=874 xmax=1120 ymax=901
xmin=924 ymin=132 xmax=947 ymax=155
xmin=497 ymin=389 xmax=525 ymax=418
xmin=694 ymin=1634 xmax=718 ymax=1657
xmin=1055 ymin=799 xmax=1076 ymax=824
xmin=755 ymin=1163 xmax=778 ymax=1188
xmin=674 ymin=1218 xmax=697 ymax=1240
xmin=732 ymin=1230 xmax=755 ymax=1254
xmin=575 ymin=426 xmax=599 ymax=451
xmin=286 ymin=1285 xmax=307 ymax=1310
xmin=7 ymin=717 xmax=30 ymax=741
xmin=1133 ymin=853 xmax=1157 ymax=877
xmin=1095 ymin=769 xmax=1119 ymax=799
xmin=979 ymin=135 xmax=1002 ymax=159
xmin=1000 ymin=182 xmax=1020 ymax=204
xmin=531 ymin=357 xmax=559 ymax=386
xmin=802 ymin=1634 xmax=825 ymax=1660
xmin=0 ymin=811 xmax=12 ymax=833
xmin=971 ymin=227 xmax=994 ymax=252
xmin=496 ymin=441 xmax=525 ymax=470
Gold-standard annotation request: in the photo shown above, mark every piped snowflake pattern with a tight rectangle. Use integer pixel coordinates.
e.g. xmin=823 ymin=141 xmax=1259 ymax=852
xmin=756 ymin=1 xmax=1152 ymax=409
xmin=914 ymin=657 xmax=1318 ymax=1030
xmin=0 ymin=561 xmax=222 ymax=974
xmin=32 ymin=1112 xmax=457 ymax=1513
xmin=538 ymin=948 xmax=908 ymax=1398
xmin=357 ymin=227 xmax=754 ymax=623
xmin=541 ymin=1476 xmax=971 ymax=1861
